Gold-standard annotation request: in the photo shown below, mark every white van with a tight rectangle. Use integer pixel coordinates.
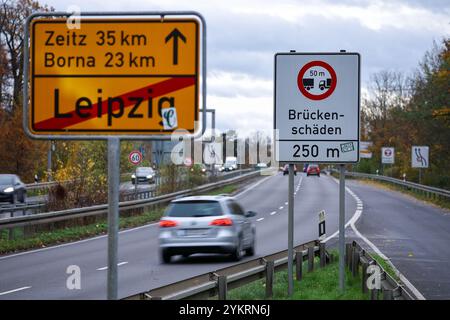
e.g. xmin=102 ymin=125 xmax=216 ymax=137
xmin=224 ymin=157 xmax=238 ymax=171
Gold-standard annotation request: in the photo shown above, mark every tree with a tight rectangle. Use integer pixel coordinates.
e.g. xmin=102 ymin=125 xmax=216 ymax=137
xmin=0 ymin=0 xmax=52 ymax=181
xmin=0 ymin=0 xmax=52 ymax=111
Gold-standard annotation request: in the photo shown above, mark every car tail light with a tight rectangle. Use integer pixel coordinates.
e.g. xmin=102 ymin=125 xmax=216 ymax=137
xmin=209 ymin=218 xmax=233 ymax=226
xmin=159 ymin=220 xmax=178 ymax=228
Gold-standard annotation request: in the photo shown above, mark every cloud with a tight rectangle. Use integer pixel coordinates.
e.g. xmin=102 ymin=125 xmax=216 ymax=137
xmin=42 ymin=0 xmax=449 ymax=134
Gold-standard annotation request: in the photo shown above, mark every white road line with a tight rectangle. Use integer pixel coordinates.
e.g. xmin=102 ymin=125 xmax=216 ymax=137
xmin=284 ymin=202 xmax=288 ymax=205
xmin=0 ymin=223 xmax=158 ymax=261
xmin=270 ymin=211 xmax=277 ymax=215
xmin=0 ymin=172 xmax=275 ymax=261
xmin=235 ymin=174 xmax=273 ymax=198
xmin=279 ymin=206 xmax=284 ymax=210
xmin=256 ymin=218 xmax=264 ymax=222
xmin=97 ymin=261 xmax=128 ymax=271
xmin=0 ymin=286 xmax=31 ymax=296
xmin=324 ymin=176 xmax=425 ymax=300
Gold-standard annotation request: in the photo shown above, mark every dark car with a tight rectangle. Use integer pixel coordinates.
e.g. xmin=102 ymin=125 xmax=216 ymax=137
xmin=0 ymin=174 xmax=26 ymax=204
xmin=306 ymin=164 xmax=321 ymax=177
xmin=282 ymin=164 xmax=297 ymax=176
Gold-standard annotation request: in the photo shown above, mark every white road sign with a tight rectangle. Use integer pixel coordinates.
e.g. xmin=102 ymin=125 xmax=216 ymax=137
xmin=381 ymin=147 xmax=395 ymax=164
xmin=412 ymin=146 xmax=429 ymax=168
xmin=274 ymin=52 xmax=360 ymax=163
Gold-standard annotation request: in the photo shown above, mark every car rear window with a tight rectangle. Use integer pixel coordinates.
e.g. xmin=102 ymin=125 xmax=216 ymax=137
xmin=165 ymin=201 xmax=223 ymax=217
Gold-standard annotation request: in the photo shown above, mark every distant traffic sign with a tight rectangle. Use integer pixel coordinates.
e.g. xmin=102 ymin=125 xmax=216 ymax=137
xmin=412 ymin=146 xmax=429 ymax=168
xmin=360 ymin=141 xmax=373 ymax=159
xmin=26 ymin=17 xmax=201 ymax=137
xmin=274 ymin=52 xmax=360 ymax=163
xmin=381 ymin=147 xmax=395 ymax=164
xmin=128 ymin=150 xmax=142 ymax=165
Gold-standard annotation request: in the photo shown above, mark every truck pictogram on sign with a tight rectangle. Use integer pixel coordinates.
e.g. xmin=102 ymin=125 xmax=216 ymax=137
xmin=297 ymin=60 xmax=337 ymax=101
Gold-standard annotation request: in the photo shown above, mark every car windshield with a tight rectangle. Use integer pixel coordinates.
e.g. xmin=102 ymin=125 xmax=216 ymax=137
xmin=309 ymin=165 xmax=318 ymax=168
xmin=165 ymin=201 xmax=223 ymax=217
xmin=0 ymin=175 xmax=13 ymax=184
xmin=136 ymin=167 xmax=153 ymax=175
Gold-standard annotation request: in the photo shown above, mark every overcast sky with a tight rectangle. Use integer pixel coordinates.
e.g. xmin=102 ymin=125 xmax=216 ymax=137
xmin=43 ymin=0 xmax=450 ymax=136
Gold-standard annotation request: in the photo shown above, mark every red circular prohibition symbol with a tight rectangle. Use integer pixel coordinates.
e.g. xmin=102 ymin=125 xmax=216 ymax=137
xmin=297 ymin=60 xmax=337 ymax=101
xmin=129 ymin=151 xmax=143 ymax=165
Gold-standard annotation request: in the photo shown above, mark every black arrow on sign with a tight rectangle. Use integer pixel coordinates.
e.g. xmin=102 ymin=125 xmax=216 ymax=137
xmin=165 ymin=28 xmax=187 ymax=65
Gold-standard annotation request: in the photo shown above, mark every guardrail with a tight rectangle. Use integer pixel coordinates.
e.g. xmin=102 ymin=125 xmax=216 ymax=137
xmin=342 ymin=171 xmax=450 ymax=199
xmin=25 ymin=173 xmax=132 ymax=191
xmin=124 ymin=240 xmax=319 ymax=300
xmin=0 ymin=201 xmax=47 ymax=217
xmin=123 ymin=239 xmax=415 ymax=300
xmin=0 ymin=169 xmax=263 ymax=230
xmin=348 ymin=240 xmax=416 ymax=300
xmin=6 ymin=170 xmax=254 ymax=216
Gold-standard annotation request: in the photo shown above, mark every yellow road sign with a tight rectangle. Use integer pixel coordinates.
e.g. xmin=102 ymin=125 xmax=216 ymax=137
xmin=28 ymin=18 xmax=200 ymax=135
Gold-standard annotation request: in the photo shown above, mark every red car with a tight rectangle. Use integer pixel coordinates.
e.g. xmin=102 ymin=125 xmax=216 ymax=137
xmin=306 ymin=164 xmax=320 ymax=177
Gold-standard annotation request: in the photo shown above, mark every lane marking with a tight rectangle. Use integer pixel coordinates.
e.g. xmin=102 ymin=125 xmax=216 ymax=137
xmin=0 ymin=223 xmax=158 ymax=261
xmin=270 ymin=211 xmax=277 ymax=216
xmin=0 ymin=286 xmax=31 ymax=296
xmin=284 ymin=202 xmax=288 ymax=205
xmin=0 ymin=170 xmax=274 ymax=261
xmin=256 ymin=218 xmax=264 ymax=222
xmin=97 ymin=261 xmax=128 ymax=271
xmin=234 ymin=174 xmax=274 ymax=198
xmin=324 ymin=175 xmax=425 ymax=300
xmin=279 ymin=206 xmax=284 ymax=210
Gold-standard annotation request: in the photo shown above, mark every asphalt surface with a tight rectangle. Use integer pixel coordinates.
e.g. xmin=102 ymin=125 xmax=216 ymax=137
xmin=1 ymin=172 xmax=448 ymax=300
xmin=0 ymin=172 xmax=357 ymax=299
xmin=345 ymin=179 xmax=450 ymax=300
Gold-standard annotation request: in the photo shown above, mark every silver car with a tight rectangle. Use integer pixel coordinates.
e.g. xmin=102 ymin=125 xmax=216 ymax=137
xmin=158 ymin=195 xmax=257 ymax=263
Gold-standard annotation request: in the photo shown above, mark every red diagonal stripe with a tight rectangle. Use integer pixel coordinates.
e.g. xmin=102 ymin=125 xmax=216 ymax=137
xmin=34 ymin=77 xmax=196 ymax=130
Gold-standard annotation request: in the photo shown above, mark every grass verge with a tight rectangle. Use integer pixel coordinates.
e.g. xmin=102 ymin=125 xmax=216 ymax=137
xmin=371 ymin=254 xmax=400 ymax=282
xmin=228 ymin=253 xmax=370 ymax=300
xmin=356 ymin=178 xmax=450 ymax=210
xmin=331 ymin=172 xmax=449 ymax=210
xmin=0 ymin=183 xmax=242 ymax=255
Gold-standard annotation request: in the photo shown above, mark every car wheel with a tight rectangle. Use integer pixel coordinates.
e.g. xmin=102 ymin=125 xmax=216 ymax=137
xmin=161 ymin=249 xmax=172 ymax=264
xmin=10 ymin=193 xmax=17 ymax=204
xmin=245 ymin=236 xmax=255 ymax=257
xmin=20 ymin=191 xmax=26 ymax=203
xmin=231 ymin=237 xmax=243 ymax=261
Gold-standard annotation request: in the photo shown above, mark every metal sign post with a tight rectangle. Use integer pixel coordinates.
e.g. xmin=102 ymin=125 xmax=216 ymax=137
xmin=288 ymin=163 xmax=294 ymax=296
xmin=339 ymin=164 xmax=346 ymax=291
xmin=107 ymin=137 xmax=120 ymax=300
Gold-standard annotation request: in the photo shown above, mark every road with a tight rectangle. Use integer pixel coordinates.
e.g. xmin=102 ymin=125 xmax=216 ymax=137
xmin=1 ymin=172 xmax=448 ymax=299
xmin=344 ymin=179 xmax=450 ymax=300
xmin=0 ymin=172 xmax=357 ymax=299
